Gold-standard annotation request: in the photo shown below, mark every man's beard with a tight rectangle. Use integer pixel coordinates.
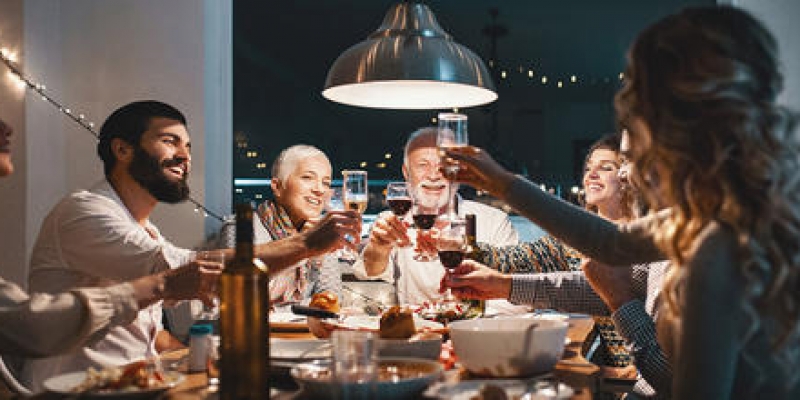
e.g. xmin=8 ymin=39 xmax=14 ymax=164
xmin=129 ymin=146 xmax=190 ymax=204
xmin=415 ymin=181 xmax=456 ymax=211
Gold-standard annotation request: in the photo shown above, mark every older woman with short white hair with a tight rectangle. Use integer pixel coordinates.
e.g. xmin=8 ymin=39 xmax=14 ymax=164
xmin=225 ymin=144 xmax=342 ymax=312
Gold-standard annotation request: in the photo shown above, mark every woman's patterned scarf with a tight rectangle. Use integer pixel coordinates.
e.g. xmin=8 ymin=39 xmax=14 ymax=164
xmin=257 ymin=200 xmax=321 ymax=304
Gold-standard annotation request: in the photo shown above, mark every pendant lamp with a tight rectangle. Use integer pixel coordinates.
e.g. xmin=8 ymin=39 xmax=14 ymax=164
xmin=322 ymin=2 xmax=497 ymax=110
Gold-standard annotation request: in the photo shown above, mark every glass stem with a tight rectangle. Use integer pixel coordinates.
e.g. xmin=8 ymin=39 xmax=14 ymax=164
xmin=447 ymin=182 xmax=457 ymax=217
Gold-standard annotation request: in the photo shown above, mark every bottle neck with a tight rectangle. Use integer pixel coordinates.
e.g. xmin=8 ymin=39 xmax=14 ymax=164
xmin=234 ymin=241 xmax=254 ymax=262
xmin=465 ymin=214 xmax=477 ymax=247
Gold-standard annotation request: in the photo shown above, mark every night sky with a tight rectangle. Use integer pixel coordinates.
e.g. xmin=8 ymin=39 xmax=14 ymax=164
xmin=232 ymin=0 xmax=711 ymax=206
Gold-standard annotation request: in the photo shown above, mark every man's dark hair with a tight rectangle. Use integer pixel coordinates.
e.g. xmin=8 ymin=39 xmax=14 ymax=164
xmin=97 ymin=100 xmax=187 ymax=175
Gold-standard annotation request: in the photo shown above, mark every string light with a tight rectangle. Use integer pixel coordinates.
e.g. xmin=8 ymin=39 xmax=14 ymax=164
xmin=0 ymin=45 xmax=226 ymax=222
xmin=492 ymin=61 xmax=622 ymax=88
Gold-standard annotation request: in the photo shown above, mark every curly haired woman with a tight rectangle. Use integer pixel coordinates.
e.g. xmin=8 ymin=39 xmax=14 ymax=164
xmin=442 ymin=6 xmax=800 ymax=398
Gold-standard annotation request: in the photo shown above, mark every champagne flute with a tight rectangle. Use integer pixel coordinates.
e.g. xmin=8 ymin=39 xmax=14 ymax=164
xmin=437 ymin=113 xmax=468 ymax=217
xmin=342 ymin=170 xmax=369 ymax=214
xmin=340 ymin=170 xmax=368 ymax=262
xmin=385 ymin=182 xmax=412 ymax=217
xmin=327 ymin=184 xmax=355 ymax=263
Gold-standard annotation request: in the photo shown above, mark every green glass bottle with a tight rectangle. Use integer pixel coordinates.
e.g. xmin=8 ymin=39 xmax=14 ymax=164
xmin=219 ymin=203 xmax=270 ymax=399
xmin=463 ymin=213 xmax=486 ymax=318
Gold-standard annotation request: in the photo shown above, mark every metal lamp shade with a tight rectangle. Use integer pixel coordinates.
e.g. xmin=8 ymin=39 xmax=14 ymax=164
xmin=322 ymin=2 xmax=497 ymax=110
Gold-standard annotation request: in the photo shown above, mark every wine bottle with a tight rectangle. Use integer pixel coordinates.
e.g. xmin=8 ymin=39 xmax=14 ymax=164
xmin=463 ymin=213 xmax=486 ymax=318
xmin=219 ymin=203 xmax=270 ymax=399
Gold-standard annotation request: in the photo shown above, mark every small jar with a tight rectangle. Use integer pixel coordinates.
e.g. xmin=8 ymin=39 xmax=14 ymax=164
xmin=188 ymin=323 xmax=213 ymax=372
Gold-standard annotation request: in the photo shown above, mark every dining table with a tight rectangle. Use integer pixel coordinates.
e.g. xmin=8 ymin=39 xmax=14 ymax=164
xmin=161 ymin=325 xmax=604 ymax=400
xmin=26 ymin=323 xmax=632 ymax=399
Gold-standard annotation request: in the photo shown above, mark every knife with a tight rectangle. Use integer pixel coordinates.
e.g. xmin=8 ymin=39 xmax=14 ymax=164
xmin=290 ymin=304 xmax=340 ymax=320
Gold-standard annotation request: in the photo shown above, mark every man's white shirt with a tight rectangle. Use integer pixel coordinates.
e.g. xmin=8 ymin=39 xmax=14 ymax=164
xmin=353 ymin=199 xmax=519 ymax=305
xmin=22 ymin=180 xmax=194 ymax=391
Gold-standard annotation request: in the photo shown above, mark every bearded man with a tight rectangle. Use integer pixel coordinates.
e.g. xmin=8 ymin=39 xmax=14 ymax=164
xmin=21 ymin=101 xmax=360 ymax=391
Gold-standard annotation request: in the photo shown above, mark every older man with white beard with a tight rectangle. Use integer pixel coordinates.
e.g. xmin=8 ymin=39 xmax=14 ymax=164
xmin=352 ymin=127 xmax=518 ymax=305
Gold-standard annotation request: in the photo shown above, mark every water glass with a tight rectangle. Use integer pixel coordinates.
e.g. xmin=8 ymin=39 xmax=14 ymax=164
xmin=331 ymin=330 xmax=376 ymax=400
xmin=191 ymin=250 xmax=224 ymax=321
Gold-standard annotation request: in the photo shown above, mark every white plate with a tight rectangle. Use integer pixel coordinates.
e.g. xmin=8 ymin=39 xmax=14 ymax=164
xmin=425 ymin=379 xmax=574 ymax=400
xmin=332 ymin=315 xmax=445 ymax=332
xmin=43 ymin=370 xmax=184 ymax=398
xmin=271 ymin=338 xmax=331 ymax=360
xmin=270 ymin=312 xmax=307 ymax=323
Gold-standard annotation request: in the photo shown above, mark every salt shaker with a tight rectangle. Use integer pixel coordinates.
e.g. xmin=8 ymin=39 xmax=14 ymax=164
xmin=188 ymin=323 xmax=213 ymax=372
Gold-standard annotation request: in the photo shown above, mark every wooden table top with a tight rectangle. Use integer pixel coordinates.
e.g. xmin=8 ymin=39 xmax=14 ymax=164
xmin=160 ymin=328 xmax=601 ymax=400
xmin=27 ymin=326 xmax=611 ymax=399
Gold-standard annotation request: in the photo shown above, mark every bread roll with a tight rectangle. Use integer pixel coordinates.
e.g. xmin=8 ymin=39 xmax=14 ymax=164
xmin=309 ymin=291 xmax=340 ymax=313
xmin=379 ymin=306 xmax=416 ymax=339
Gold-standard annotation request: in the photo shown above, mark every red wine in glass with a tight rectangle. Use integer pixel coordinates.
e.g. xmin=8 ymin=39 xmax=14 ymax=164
xmin=438 ymin=250 xmax=464 ymax=270
xmin=413 ymin=214 xmax=437 ymax=230
xmin=387 ymin=197 xmax=412 ymax=216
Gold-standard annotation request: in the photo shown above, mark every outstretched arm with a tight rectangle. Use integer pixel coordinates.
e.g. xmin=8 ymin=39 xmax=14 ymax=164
xmin=444 ymin=146 xmax=663 ymax=265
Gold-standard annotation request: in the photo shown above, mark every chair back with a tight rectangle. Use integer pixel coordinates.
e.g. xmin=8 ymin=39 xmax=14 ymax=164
xmin=0 ymin=355 xmax=30 ymax=396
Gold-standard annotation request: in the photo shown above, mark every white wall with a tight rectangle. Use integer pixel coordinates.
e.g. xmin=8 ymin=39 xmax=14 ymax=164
xmin=0 ymin=0 xmax=231 ymax=287
xmin=0 ymin=0 xmax=27 ymax=286
xmin=727 ymin=0 xmax=800 ymax=109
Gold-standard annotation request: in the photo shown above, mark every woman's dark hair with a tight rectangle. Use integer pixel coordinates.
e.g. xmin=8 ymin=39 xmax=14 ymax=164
xmin=615 ymin=5 xmax=800 ymax=380
xmin=97 ymin=100 xmax=186 ymax=175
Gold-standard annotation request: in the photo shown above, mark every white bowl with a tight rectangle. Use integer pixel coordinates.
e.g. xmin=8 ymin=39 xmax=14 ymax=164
xmin=449 ymin=317 xmax=568 ymax=377
xmin=291 ymin=357 xmax=442 ymax=400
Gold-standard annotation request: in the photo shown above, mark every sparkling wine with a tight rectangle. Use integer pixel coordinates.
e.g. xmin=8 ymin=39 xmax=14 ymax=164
xmin=219 ymin=204 xmax=269 ymax=399
xmin=346 ymin=199 xmax=368 ymax=213
xmin=413 ymin=214 xmax=437 ymax=230
xmin=345 ymin=193 xmax=368 ymax=214
xmin=438 ymin=250 xmax=464 ymax=270
xmin=387 ymin=197 xmax=412 ymax=216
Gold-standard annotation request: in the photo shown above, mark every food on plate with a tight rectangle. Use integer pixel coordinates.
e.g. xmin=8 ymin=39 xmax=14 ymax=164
xmin=309 ymin=291 xmax=340 ymax=313
xmin=308 ymin=291 xmax=341 ymax=339
xmin=71 ymin=361 xmax=167 ymax=393
xmin=379 ymin=306 xmax=417 ymax=339
xmin=413 ymin=301 xmax=471 ymax=324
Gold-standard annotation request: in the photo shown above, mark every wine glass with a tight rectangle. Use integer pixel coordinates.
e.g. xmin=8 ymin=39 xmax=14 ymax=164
xmin=385 ymin=182 xmax=412 ymax=217
xmin=327 ymin=184 xmax=356 ymax=263
xmin=437 ymin=216 xmax=467 ymax=301
xmin=437 ymin=113 xmax=468 ymax=216
xmin=437 ymin=216 xmax=466 ymax=271
xmin=410 ymin=183 xmax=439 ymax=262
